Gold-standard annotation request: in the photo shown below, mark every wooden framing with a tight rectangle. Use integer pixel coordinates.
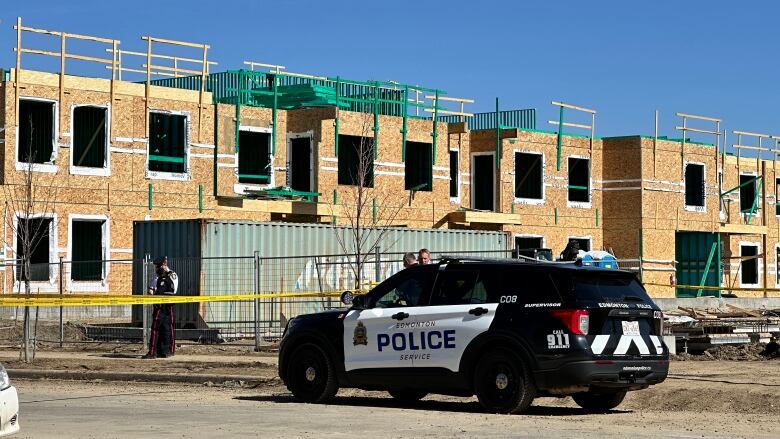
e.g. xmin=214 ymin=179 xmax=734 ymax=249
xmin=423 ymin=95 xmax=475 ymax=119
xmin=13 ymin=17 xmax=120 ymax=137
xmin=675 ymin=112 xmax=721 ymax=198
xmin=548 ymin=100 xmax=597 ymax=164
xmin=139 ymin=36 xmax=211 ymax=142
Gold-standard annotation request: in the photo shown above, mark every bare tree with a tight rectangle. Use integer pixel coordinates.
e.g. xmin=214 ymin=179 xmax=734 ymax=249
xmin=332 ymin=113 xmax=406 ymax=290
xmin=2 ymin=115 xmax=59 ymax=363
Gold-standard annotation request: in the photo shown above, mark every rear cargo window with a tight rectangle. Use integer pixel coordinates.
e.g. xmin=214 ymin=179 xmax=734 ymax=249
xmin=475 ymin=267 xmax=563 ymax=304
xmin=570 ymin=275 xmax=651 ymax=302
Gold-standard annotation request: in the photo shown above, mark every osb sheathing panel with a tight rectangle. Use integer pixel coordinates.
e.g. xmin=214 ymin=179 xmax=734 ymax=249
xmin=0 ymin=82 xmax=5 ymax=181
xmin=212 ymin=104 xmax=288 ymax=197
xmin=721 ymin=234 xmax=771 ymax=297
xmin=466 ymin=130 xmax=602 ymax=237
xmin=503 ymin=224 xmax=602 ymax=257
xmin=447 ymin=131 xmax=470 ymax=209
xmin=17 ymin=69 xmax=206 ymax=102
xmin=315 ymin=110 xmax=453 ymax=229
xmin=642 ymin=271 xmax=675 ymax=298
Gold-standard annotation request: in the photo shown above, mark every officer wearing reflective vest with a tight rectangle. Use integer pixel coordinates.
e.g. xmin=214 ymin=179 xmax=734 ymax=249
xmin=143 ymin=256 xmax=178 ymax=359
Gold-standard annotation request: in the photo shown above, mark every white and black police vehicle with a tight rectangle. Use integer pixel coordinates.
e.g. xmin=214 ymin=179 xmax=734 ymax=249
xmin=278 ymin=256 xmax=668 ymax=414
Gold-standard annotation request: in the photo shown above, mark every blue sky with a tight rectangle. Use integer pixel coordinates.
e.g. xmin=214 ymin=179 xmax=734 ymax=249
xmin=2 ymin=1 xmax=778 ymax=144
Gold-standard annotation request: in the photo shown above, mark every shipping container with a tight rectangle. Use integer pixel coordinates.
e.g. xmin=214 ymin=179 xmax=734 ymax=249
xmin=133 ymin=219 xmax=509 ymax=328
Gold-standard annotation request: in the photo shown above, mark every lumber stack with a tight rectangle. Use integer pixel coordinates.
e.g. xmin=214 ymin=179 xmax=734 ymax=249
xmin=666 ymin=306 xmax=780 ymax=353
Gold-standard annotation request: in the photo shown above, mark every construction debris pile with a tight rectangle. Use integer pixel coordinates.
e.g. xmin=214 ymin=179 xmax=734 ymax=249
xmin=666 ymin=305 xmax=780 ymax=358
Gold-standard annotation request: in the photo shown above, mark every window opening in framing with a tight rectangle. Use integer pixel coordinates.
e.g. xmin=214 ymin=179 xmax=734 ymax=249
xmin=472 ymin=154 xmax=495 ymax=211
xmin=684 ymin=163 xmax=705 ymax=208
xmin=405 ymin=141 xmax=432 ymax=191
xmin=514 ymin=152 xmax=543 ymax=200
xmin=568 ymin=237 xmax=591 ymax=252
xmin=71 ymin=220 xmax=105 ymax=281
xmin=515 ymin=236 xmax=543 ymax=250
xmin=72 ymin=106 xmax=107 ymax=169
xmin=567 ymin=157 xmax=590 ymax=203
xmin=515 ymin=236 xmax=544 ymax=250
xmin=149 ymin=112 xmax=187 ymax=174
xmin=18 ymin=99 xmax=55 ymax=164
xmin=16 ymin=217 xmax=52 ymax=282
xmin=289 ymin=137 xmax=312 ymax=192
xmin=338 ymin=135 xmax=374 ymax=187
xmin=776 ymin=246 xmax=780 ymax=285
xmin=775 ymin=178 xmax=780 ymax=216
xmin=739 ymin=174 xmax=757 ymax=213
xmin=238 ymin=130 xmax=271 ymax=184
xmin=449 ymin=150 xmax=459 ymax=198
xmin=741 ymin=244 xmax=758 ymax=285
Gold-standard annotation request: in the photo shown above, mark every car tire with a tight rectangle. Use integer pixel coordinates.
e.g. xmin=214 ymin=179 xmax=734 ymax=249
xmin=572 ymin=390 xmax=627 ymax=412
xmin=473 ymin=348 xmax=535 ymax=414
xmin=286 ymin=343 xmax=339 ymax=403
xmin=388 ymin=389 xmax=428 ymax=403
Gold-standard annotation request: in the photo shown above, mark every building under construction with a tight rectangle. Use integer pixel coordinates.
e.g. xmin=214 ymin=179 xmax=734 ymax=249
xmin=1 ymin=18 xmax=778 ymax=299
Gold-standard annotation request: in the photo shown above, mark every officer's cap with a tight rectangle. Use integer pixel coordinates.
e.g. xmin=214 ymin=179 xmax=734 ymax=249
xmin=153 ymin=256 xmax=168 ymax=266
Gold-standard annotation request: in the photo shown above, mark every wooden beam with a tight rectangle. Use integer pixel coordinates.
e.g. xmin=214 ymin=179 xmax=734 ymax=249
xmin=733 ymin=144 xmax=770 ymax=152
xmin=109 ymin=49 xmax=217 ymax=65
xmin=719 ymin=223 xmax=767 ymax=235
xmin=18 ymin=48 xmax=114 ymax=64
xmin=59 ymin=32 xmax=65 ymax=142
xmin=243 ymin=61 xmax=285 ymax=72
xmin=675 ymin=112 xmax=721 ymax=122
xmin=110 ymin=40 xmax=117 ymax=142
xmin=552 ymin=101 xmax=596 ymax=114
xmin=15 ymin=17 xmax=21 ymax=127
xmin=548 ymin=120 xmax=592 ymax=130
xmin=145 ymin=37 xmax=151 ymax=138
xmin=674 ymin=126 xmax=719 ymax=135
xmin=142 ymin=36 xmax=209 ymax=49
xmin=142 ymin=64 xmax=203 ymax=75
xmin=107 ymin=66 xmax=175 ymax=77
xmin=733 ymin=130 xmax=770 ymax=138
xmin=423 ymin=108 xmax=474 ymax=117
xmin=447 ymin=211 xmax=522 ymax=225
xmin=424 ymin=95 xmax=475 ymax=104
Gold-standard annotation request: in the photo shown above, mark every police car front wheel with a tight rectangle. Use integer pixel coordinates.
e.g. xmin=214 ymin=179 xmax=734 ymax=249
xmin=286 ymin=343 xmax=339 ymax=403
xmin=473 ymin=348 xmax=536 ymax=414
xmin=572 ymin=390 xmax=627 ymax=412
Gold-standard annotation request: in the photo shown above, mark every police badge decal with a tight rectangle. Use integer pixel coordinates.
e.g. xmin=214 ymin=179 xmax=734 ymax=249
xmin=353 ymin=321 xmax=367 ymax=346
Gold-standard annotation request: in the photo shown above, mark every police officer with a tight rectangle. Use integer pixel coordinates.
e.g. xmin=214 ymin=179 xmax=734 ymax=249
xmin=402 ymin=252 xmax=417 ymax=268
xmin=143 ymin=256 xmax=178 ymax=359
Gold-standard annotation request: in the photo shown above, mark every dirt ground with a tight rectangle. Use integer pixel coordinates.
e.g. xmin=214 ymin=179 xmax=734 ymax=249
xmin=1 ymin=343 xmax=778 ymax=417
xmin=10 ymin=360 xmax=780 ymax=439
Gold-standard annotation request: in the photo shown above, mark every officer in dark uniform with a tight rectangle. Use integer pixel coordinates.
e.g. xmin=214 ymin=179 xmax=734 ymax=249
xmin=143 ymin=256 xmax=178 ymax=359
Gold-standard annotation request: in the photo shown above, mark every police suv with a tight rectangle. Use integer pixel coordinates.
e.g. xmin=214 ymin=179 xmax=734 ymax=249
xmin=278 ymin=257 xmax=668 ymax=414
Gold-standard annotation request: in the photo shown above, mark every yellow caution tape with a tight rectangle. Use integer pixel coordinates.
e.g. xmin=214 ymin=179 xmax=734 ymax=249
xmin=0 ymin=290 xmax=365 ymax=307
xmin=644 ymin=283 xmax=780 ymax=293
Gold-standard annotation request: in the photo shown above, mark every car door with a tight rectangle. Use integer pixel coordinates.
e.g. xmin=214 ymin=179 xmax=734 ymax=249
xmin=409 ymin=267 xmax=498 ymax=371
xmin=342 ymin=266 xmax=437 ymax=371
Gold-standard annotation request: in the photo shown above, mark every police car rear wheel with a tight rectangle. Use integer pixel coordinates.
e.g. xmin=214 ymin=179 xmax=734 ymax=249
xmin=572 ymin=390 xmax=626 ymax=412
xmin=388 ymin=389 xmax=428 ymax=403
xmin=287 ymin=343 xmax=338 ymax=403
xmin=474 ymin=348 xmax=535 ymax=414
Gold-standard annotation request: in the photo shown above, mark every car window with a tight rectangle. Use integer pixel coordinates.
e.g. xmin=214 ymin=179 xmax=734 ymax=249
xmin=571 ymin=274 xmax=650 ymax=302
xmin=475 ymin=267 xmax=563 ymax=304
xmin=431 ymin=270 xmax=483 ymax=305
xmin=370 ymin=268 xmax=436 ymax=308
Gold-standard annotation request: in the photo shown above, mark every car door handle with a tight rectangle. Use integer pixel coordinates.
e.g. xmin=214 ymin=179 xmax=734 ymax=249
xmin=469 ymin=307 xmax=488 ymax=316
xmin=392 ymin=312 xmax=410 ymax=320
